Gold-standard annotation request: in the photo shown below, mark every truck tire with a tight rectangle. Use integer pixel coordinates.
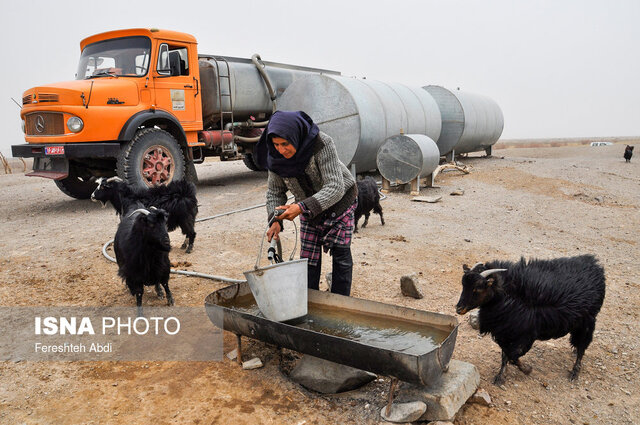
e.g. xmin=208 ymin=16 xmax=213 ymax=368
xmin=118 ymin=128 xmax=185 ymax=189
xmin=184 ymin=158 xmax=199 ymax=185
xmin=242 ymin=152 xmax=264 ymax=171
xmin=54 ymin=168 xmax=97 ymax=200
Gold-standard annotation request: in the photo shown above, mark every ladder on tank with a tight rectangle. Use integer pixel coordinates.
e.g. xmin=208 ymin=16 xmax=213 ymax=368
xmin=212 ymin=57 xmax=235 ymax=154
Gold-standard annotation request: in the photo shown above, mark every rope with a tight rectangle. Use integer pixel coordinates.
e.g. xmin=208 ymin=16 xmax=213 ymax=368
xmin=102 ymin=196 xmax=293 ymax=283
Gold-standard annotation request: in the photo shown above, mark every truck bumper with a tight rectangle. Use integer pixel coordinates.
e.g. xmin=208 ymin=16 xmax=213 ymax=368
xmin=12 ymin=142 xmax=121 ymax=180
xmin=11 ymin=142 xmax=122 ymax=159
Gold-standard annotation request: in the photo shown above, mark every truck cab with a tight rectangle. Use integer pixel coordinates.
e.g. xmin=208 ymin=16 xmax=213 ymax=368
xmin=13 ymin=28 xmax=203 ymax=198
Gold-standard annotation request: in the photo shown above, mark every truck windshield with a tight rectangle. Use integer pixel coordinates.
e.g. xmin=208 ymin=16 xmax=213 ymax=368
xmin=76 ymin=36 xmax=151 ymax=79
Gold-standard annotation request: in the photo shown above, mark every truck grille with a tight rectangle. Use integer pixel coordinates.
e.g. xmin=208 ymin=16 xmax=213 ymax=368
xmin=25 ymin=112 xmax=64 ymax=135
xmin=38 ymin=93 xmax=59 ymax=103
xmin=22 ymin=93 xmax=60 ymax=105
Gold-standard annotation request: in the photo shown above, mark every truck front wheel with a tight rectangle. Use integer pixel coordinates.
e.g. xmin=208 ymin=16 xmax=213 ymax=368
xmin=118 ymin=128 xmax=185 ymax=189
xmin=54 ymin=166 xmax=98 ymax=200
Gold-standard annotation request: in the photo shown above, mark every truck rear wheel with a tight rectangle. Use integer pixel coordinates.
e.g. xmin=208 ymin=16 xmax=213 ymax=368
xmin=118 ymin=128 xmax=185 ymax=189
xmin=242 ymin=153 xmax=261 ymax=171
xmin=54 ymin=167 xmax=97 ymax=200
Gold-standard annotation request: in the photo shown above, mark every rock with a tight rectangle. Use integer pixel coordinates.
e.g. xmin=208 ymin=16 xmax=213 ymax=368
xmin=430 ymin=422 xmax=455 ymax=425
xmin=470 ymin=388 xmax=492 ymax=406
xmin=468 ymin=310 xmax=480 ymax=330
xmin=289 ymin=355 xmax=376 ymax=394
xmin=242 ymin=357 xmax=263 ymax=370
xmin=380 ymin=401 xmax=426 ymax=423
xmin=412 ymin=195 xmax=442 ymax=203
xmin=399 ymin=360 xmax=480 ymax=421
xmin=450 ymin=189 xmax=465 ymax=196
xmin=400 ymin=274 xmax=423 ymax=299
xmin=226 ymin=349 xmax=238 ymax=360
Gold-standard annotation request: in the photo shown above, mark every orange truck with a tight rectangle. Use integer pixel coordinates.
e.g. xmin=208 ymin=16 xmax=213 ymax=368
xmin=12 ymin=28 xmax=338 ymax=198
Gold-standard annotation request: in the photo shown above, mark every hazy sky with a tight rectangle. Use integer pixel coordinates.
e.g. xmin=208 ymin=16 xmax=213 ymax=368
xmin=2 ymin=0 xmax=638 ymax=156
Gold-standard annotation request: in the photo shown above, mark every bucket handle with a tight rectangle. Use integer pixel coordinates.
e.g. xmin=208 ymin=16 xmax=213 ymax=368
xmin=255 ymin=216 xmax=298 ymax=270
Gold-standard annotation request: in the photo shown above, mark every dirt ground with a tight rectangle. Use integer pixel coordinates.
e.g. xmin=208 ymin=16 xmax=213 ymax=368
xmin=0 ymin=141 xmax=638 ymax=424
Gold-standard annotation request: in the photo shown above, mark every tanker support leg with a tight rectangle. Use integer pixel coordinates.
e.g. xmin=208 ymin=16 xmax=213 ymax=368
xmin=410 ymin=174 xmax=421 ymax=196
xmin=385 ymin=377 xmax=399 ymax=417
xmin=236 ymin=333 xmax=243 ymax=365
xmin=381 ymin=177 xmax=391 ymax=194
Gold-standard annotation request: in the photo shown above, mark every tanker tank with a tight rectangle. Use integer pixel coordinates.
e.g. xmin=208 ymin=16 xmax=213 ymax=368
xmin=377 ymin=134 xmax=440 ymax=185
xmin=198 ymin=55 xmax=339 ymax=128
xmin=423 ymin=85 xmax=504 ymax=156
xmin=277 ymin=74 xmax=442 ymax=173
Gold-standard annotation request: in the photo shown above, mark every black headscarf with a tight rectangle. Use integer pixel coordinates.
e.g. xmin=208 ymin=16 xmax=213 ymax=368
xmin=254 ymin=110 xmax=320 ymax=177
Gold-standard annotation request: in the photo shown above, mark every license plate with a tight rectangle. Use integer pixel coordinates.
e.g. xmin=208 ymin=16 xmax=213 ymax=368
xmin=45 ymin=146 xmax=65 ymax=155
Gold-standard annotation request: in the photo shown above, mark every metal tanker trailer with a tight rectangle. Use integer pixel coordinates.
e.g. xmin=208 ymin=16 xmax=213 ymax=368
xmin=423 ymin=85 xmax=504 ymax=159
xmin=196 ymin=55 xmax=340 ymax=165
xmin=277 ymin=74 xmax=443 ymax=173
xmin=198 ymin=55 xmax=340 ymax=126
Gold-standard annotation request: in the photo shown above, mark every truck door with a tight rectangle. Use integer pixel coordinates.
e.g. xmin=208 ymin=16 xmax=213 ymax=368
xmin=154 ymin=42 xmax=198 ymax=128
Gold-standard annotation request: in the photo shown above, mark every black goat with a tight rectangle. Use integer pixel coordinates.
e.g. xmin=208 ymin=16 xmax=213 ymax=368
xmin=624 ymin=145 xmax=634 ymax=163
xmin=92 ymin=177 xmax=198 ymax=253
xmin=455 ymin=255 xmax=605 ymax=385
xmin=114 ymin=203 xmax=173 ymax=315
xmin=354 ymin=176 xmax=384 ymax=232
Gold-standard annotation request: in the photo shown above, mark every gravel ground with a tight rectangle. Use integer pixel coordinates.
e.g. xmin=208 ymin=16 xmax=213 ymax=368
xmin=0 ymin=141 xmax=638 ymax=424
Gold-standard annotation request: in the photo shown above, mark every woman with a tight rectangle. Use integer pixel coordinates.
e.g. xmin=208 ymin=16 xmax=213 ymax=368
xmin=254 ymin=110 xmax=357 ymax=296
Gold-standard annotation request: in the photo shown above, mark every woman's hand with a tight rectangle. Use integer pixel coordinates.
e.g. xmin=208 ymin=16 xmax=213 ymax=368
xmin=267 ymin=221 xmax=281 ymax=242
xmin=276 ymin=203 xmax=302 ymax=221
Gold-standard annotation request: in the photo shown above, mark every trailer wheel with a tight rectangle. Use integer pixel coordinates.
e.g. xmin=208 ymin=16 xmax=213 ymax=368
xmin=54 ymin=167 xmax=97 ymax=200
xmin=118 ymin=128 xmax=185 ymax=189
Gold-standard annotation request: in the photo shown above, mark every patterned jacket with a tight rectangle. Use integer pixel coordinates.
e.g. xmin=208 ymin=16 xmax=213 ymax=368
xmin=266 ymin=132 xmax=357 ymax=225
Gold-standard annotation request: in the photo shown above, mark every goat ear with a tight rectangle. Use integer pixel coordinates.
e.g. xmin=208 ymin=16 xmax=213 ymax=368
xmin=486 ymin=275 xmax=498 ymax=287
xmin=462 ymin=264 xmax=470 ymax=272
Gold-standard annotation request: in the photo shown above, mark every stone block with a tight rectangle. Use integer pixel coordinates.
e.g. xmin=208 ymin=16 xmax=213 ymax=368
xmin=398 ymin=360 xmax=479 ymax=421
xmin=289 ymin=355 xmax=376 ymax=394
xmin=400 ymin=273 xmax=423 ymax=299
xmin=242 ymin=357 xmax=263 ymax=370
xmin=468 ymin=310 xmax=480 ymax=330
xmin=470 ymin=388 xmax=492 ymax=406
xmin=380 ymin=401 xmax=426 ymax=423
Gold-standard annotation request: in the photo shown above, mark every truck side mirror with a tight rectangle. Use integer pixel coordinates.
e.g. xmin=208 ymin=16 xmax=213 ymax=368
xmin=157 ymin=44 xmax=171 ymax=75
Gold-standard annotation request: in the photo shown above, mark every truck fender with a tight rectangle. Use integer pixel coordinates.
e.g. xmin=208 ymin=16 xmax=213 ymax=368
xmin=118 ymin=109 xmax=187 ymax=146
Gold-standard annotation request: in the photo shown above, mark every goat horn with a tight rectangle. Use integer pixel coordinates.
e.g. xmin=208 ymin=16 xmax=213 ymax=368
xmin=480 ymin=268 xmax=507 ymax=278
xmin=127 ymin=208 xmax=150 ymax=218
xmin=471 ymin=262 xmax=484 ymax=271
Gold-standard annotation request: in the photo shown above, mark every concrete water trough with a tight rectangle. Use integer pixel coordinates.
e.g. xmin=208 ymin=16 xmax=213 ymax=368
xmin=204 ymin=282 xmax=458 ymax=387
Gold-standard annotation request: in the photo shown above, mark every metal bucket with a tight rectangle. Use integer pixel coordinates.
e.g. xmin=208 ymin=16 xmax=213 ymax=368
xmin=244 ymin=259 xmax=308 ymax=322
xmin=243 ymin=220 xmax=308 ymax=322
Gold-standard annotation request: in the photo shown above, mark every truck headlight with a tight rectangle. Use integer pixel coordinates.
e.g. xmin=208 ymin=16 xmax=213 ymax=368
xmin=67 ymin=116 xmax=84 ymax=133
xmin=21 ymin=119 xmax=25 ymax=133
